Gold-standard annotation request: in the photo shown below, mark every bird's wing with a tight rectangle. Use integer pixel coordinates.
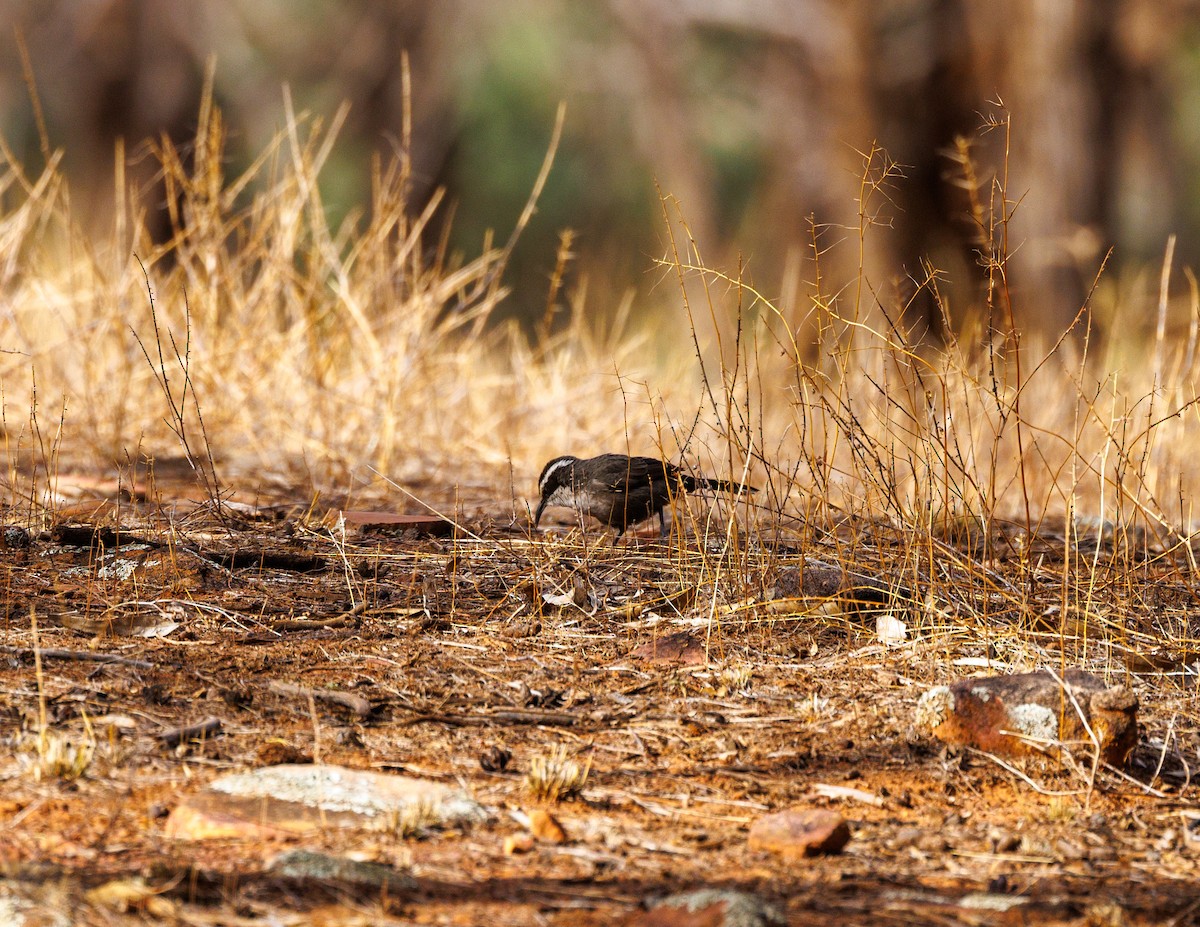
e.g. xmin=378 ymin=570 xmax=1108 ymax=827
xmin=589 ymin=456 xmax=671 ymax=493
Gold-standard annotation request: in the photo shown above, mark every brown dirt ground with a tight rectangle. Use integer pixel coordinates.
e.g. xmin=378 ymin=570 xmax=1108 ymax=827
xmin=0 ymin=480 xmax=1198 ymax=926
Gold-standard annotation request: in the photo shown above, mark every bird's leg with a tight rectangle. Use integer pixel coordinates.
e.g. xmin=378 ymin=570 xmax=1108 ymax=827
xmin=659 ymin=508 xmax=668 ymax=539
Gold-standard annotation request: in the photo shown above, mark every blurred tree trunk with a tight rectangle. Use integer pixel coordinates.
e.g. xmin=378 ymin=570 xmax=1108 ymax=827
xmin=1 ymin=0 xmax=1195 ymax=342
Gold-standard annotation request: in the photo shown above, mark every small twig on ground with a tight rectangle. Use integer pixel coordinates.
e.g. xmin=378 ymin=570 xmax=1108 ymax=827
xmin=0 ymin=645 xmax=153 ymax=670
xmin=158 ymin=717 xmax=223 ymax=747
xmin=1150 ymin=713 xmax=1178 ymax=789
xmin=1101 ymin=761 xmax=1171 ymax=798
xmin=270 ymin=612 xmax=360 ymax=632
xmin=396 ymin=708 xmax=579 ymax=728
xmin=811 ymin=783 xmax=886 ymax=807
xmin=968 ymin=748 xmax=1087 ymax=797
xmin=267 ymin=680 xmax=373 ymax=720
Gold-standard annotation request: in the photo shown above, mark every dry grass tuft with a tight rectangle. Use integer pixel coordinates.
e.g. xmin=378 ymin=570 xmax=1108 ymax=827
xmin=382 ymin=798 xmax=442 ymax=839
xmin=30 ymin=727 xmax=94 ymax=782
xmin=525 ymin=744 xmax=591 ymax=803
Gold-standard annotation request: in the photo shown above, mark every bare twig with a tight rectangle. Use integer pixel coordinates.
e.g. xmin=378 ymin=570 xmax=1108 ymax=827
xmin=267 ymin=680 xmax=373 ymax=720
xmin=158 ymin=717 xmax=223 ymax=747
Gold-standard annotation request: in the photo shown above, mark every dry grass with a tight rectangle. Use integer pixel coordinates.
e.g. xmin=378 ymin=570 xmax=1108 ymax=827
xmin=0 ymin=81 xmax=1198 ymax=665
xmin=525 ymin=743 xmax=591 ymax=803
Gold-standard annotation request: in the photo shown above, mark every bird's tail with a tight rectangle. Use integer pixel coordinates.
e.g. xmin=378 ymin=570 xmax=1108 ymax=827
xmin=683 ymin=474 xmax=759 ymax=494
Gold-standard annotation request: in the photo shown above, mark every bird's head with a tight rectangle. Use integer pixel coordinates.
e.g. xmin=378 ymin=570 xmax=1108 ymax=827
xmin=534 ymin=455 xmax=579 ymax=527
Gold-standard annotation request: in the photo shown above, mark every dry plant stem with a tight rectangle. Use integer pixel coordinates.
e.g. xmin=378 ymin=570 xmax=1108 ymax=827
xmin=1154 ymin=235 xmax=1177 ymax=385
xmin=1039 ymin=666 xmax=1102 ymax=804
xmin=326 ymin=520 xmax=362 ymax=612
xmin=983 ymin=103 xmax=1033 ymax=559
xmin=13 ymin=26 xmax=50 ymax=164
xmin=485 ymin=100 xmax=567 ymax=326
xmin=28 ymin=378 xmax=66 ymax=516
xmin=372 ymin=469 xmax=483 ymax=543
xmin=1150 ymin=714 xmax=1178 ymax=790
xmin=1183 ymin=267 xmax=1200 ymax=374
xmin=1101 ymin=761 xmax=1170 ymax=799
xmin=131 ymin=257 xmax=223 ymax=514
xmin=647 ymin=195 xmax=761 ymax=555
xmin=538 ymin=229 xmax=577 ymax=344
xmin=969 ymin=748 xmax=1086 ymax=798
xmin=0 ymin=645 xmax=153 ymax=670
xmin=267 ymin=680 xmax=372 ymax=721
xmin=30 ymin=608 xmax=47 ymax=768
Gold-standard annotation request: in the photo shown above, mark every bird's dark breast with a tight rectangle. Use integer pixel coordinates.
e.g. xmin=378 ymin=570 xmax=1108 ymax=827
xmin=582 ymin=488 xmax=657 ymax=530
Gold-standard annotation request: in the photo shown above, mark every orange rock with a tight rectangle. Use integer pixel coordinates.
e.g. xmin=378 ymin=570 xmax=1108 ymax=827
xmin=747 ymin=808 xmax=850 ymax=858
xmin=629 ymin=631 xmax=707 ymax=665
xmin=916 ymin=670 xmax=1138 ymax=766
xmin=527 ymin=808 xmax=567 ymax=844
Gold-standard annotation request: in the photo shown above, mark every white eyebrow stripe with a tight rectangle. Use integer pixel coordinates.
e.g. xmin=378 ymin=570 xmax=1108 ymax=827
xmin=539 ymin=458 xmax=575 ymax=491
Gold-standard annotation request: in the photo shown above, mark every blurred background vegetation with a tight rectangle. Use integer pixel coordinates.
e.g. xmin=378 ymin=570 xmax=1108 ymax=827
xmin=1 ymin=0 xmax=1198 ymax=342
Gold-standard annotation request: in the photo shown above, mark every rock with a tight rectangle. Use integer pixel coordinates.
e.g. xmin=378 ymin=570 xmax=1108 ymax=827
xmin=957 ymin=893 xmax=1028 ymax=913
xmin=915 ymin=670 xmax=1138 ymax=766
xmin=267 ymin=849 xmax=414 ymax=892
xmin=1 ymin=526 xmax=31 ymax=549
xmin=165 ymin=764 xmax=487 ymax=840
xmin=747 ymin=808 xmax=850 ymax=858
xmin=627 ymin=889 xmax=785 ymax=927
xmin=629 ymin=631 xmax=707 ymax=665
xmin=915 ymin=831 xmax=950 ymax=854
xmin=891 ymin=825 xmax=947 ymax=854
xmin=0 ymin=882 xmax=73 ymax=927
xmin=528 ymin=808 xmax=567 ymax=844
xmin=771 ymin=558 xmax=903 ymax=607
xmin=500 ymin=619 xmax=542 ymax=638
xmin=85 ymin=878 xmax=165 ymax=912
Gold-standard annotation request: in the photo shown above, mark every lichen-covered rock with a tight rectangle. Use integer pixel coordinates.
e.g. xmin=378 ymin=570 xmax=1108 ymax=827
xmin=916 ymin=670 xmax=1138 ymax=766
xmin=165 ymin=764 xmax=487 ymax=840
xmin=627 ymin=889 xmax=785 ymax=927
xmin=267 ymin=850 xmax=414 ymax=892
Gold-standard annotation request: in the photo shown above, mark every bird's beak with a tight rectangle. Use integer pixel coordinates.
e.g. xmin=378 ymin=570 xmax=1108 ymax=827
xmin=534 ymin=496 xmax=547 ymax=529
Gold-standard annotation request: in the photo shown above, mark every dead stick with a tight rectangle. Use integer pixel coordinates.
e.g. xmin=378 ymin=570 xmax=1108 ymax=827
xmin=271 ymin=603 xmax=368 ymax=632
xmin=489 ymin=709 xmax=577 ymax=726
xmin=398 ymin=709 xmax=577 ymax=728
xmin=267 ymin=680 xmax=373 ymax=719
xmin=0 ymin=645 xmax=152 ymax=670
xmin=159 ymin=717 xmax=223 ymax=747
xmin=271 ymin=616 xmax=354 ymax=632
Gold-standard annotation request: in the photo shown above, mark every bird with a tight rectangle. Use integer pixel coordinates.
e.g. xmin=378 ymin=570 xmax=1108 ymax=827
xmin=534 ymin=453 xmax=756 ymax=538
